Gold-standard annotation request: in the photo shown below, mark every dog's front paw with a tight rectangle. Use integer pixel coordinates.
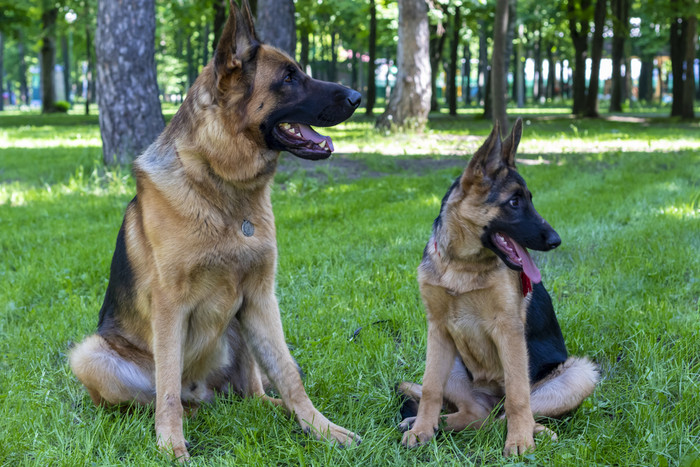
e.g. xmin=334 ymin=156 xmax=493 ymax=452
xmin=503 ymin=431 xmax=535 ymax=457
xmin=157 ymin=435 xmax=190 ymax=463
xmin=401 ymin=424 xmax=436 ymax=448
xmin=301 ymin=418 xmax=361 ymax=447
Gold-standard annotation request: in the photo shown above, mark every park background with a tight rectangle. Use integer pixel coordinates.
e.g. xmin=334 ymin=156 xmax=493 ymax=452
xmin=1 ymin=0 xmax=699 ymax=465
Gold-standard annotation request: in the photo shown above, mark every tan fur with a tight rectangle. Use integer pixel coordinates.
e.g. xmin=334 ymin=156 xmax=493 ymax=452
xmin=400 ymin=121 xmax=598 ymax=456
xmin=69 ymin=1 xmax=358 ymax=461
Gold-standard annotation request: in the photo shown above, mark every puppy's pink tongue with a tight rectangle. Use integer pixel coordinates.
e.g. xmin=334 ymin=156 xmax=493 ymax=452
xmin=513 ymin=242 xmax=541 ymax=284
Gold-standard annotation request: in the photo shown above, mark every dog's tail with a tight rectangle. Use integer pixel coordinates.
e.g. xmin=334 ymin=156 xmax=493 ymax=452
xmin=530 ymin=356 xmax=599 ymax=417
xmin=69 ymin=334 xmax=155 ymax=406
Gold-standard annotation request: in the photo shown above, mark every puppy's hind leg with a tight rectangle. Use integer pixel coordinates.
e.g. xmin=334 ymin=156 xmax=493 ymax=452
xmin=530 ymin=356 xmax=599 ymax=418
xmin=69 ymin=334 xmax=155 ymax=406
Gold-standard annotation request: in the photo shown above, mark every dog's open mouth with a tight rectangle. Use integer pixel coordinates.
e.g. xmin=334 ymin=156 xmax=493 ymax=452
xmin=273 ymin=122 xmax=335 ymax=160
xmin=491 ymin=232 xmax=542 ymax=283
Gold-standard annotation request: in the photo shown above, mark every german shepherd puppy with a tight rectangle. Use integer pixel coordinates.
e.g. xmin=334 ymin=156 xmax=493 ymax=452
xmin=398 ymin=119 xmax=598 ymax=456
xmin=69 ymin=0 xmax=361 ymax=460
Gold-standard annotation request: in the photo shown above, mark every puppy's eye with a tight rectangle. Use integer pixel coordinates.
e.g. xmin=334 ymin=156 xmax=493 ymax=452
xmin=284 ymin=73 xmax=293 ymax=83
xmin=509 ymin=197 xmax=519 ymax=208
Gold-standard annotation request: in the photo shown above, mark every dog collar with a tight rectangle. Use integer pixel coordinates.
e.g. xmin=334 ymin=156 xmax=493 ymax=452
xmin=520 ymin=272 xmax=532 ymax=297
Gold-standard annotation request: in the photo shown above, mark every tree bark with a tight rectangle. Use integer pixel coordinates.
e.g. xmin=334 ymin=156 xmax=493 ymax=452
xmin=18 ymin=34 xmax=29 ymax=106
xmin=546 ymin=43 xmax=555 ymax=99
xmin=366 ymin=0 xmax=377 ymax=116
xmin=492 ymin=0 xmax=510 ymax=130
xmin=670 ymin=13 xmax=686 ymax=117
xmin=567 ymin=0 xmax=591 ymax=115
xmin=463 ymin=41 xmax=471 ymax=105
xmin=681 ymin=11 xmax=697 ymax=119
xmin=84 ymin=1 xmax=93 ymax=115
xmin=96 ymin=0 xmax=164 ymax=165
xmin=41 ymin=3 xmax=59 ymax=113
xmin=256 ymin=0 xmax=296 ymax=57
xmin=429 ymin=15 xmax=447 ymax=112
xmin=330 ymin=31 xmax=337 ymax=82
xmin=62 ymin=35 xmax=71 ymax=103
xmin=300 ymin=27 xmax=310 ymax=71
xmin=638 ymin=57 xmax=653 ymax=102
xmin=609 ymin=0 xmax=629 ymax=112
xmin=583 ymin=0 xmax=606 ymax=118
xmin=0 ymin=32 xmax=4 ymax=111
xmin=448 ymin=6 xmax=460 ymax=116
xmin=534 ymin=28 xmax=543 ymax=101
xmin=477 ymin=21 xmax=488 ymax=105
xmin=212 ymin=0 xmax=227 ymax=55
xmin=376 ymin=0 xmax=431 ymax=131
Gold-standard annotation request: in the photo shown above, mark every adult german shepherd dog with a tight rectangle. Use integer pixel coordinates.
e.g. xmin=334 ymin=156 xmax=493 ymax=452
xmin=69 ymin=0 xmax=361 ymax=460
xmin=398 ymin=120 xmax=598 ymax=456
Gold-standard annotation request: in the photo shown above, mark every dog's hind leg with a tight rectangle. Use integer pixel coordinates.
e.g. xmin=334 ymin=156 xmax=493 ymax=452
xmin=398 ymin=358 xmax=494 ymax=433
xmin=69 ymin=334 xmax=155 ymax=406
xmin=529 ymin=356 xmax=599 ymax=418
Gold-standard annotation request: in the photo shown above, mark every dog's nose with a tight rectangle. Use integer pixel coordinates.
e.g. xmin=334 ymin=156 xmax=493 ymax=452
xmin=546 ymin=231 xmax=561 ymax=250
xmin=347 ymin=90 xmax=362 ymax=109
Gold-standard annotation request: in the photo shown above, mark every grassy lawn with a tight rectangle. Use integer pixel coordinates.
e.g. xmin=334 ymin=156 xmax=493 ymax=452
xmin=1 ymin=108 xmax=699 ymax=465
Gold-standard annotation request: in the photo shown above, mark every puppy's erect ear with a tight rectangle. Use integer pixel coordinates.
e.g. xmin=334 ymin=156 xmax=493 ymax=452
xmin=501 ymin=118 xmax=522 ymax=168
xmin=461 ymin=121 xmax=503 ymax=191
xmin=214 ymin=0 xmax=259 ymax=79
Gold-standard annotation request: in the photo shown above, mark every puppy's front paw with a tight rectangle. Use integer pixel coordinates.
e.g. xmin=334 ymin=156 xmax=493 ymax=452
xmin=401 ymin=424 xmax=436 ymax=448
xmin=503 ymin=431 xmax=535 ymax=457
xmin=157 ymin=435 xmax=190 ymax=463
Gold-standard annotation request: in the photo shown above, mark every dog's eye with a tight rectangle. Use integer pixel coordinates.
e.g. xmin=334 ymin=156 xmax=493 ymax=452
xmin=509 ymin=197 xmax=520 ymax=208
xmin=284 ymin=74 xmax=293 ymax=83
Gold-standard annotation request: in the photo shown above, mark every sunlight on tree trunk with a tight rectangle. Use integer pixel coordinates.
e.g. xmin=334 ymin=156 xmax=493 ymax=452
xmin=96 ymin=0 xmax=164 ymax=166
xmin=376 ymin=0 xmax=431 ymax=132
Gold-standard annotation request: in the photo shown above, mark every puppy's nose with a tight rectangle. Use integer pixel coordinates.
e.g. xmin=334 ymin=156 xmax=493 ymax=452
xmin=546 ymin=231 xmax=561 ymax=250
xmin=347 ymin=90 xmax=362 ymax=108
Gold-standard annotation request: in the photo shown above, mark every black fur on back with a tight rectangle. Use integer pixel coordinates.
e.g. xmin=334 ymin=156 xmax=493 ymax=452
xmin=525 ymin=282 xmax=568 ymax=382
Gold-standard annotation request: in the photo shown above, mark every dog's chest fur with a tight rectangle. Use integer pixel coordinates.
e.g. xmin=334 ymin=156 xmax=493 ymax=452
xmin=420 ymin=254 xmax=530 ymax=386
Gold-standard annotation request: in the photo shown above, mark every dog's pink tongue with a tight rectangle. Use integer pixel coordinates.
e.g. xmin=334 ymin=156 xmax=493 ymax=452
xmin=513 ymin=242 xmax=541 ymax=284
xmin=298 ymin=124 xmax=334 ymax=151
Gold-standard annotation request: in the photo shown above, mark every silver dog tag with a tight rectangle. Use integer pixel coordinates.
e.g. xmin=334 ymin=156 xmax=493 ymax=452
xmin=242 ymin=220 xmax=254 ymax=237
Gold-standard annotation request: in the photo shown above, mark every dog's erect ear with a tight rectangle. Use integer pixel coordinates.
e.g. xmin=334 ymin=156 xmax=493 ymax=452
xmin=461 ymin=121 xmax=503 ymax=190
xmin=501 ymin=118 xmax=522 ymax=168
xmin=214 ymin=0 xmax=259 ymax=78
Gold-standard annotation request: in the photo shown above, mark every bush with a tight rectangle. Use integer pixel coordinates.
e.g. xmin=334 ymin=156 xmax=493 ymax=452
xmin=54 ymin=100 xmax=71 ymax=113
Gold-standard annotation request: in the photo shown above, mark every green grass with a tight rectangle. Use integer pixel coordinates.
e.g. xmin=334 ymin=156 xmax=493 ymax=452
xmin=1 ymin=110 xmax=699 ymax=465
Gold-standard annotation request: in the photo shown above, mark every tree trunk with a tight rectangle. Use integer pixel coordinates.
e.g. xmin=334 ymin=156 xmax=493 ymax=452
xmin=366 ymin=0 xmax=377 ymax=115
xmin=463 ymin=42 xmax=471 ymax=105
xmin=96 ymin=0 xmax=164 ymax=165
xmin=638 ymin=57 xmax=653 ymax=103
xmin=477 ymin=21 xmax=488 ymax=106
xmin=516 ymin=29 xmax=524 ymax=107
xmin=41 ymin=3 xmax=59 ymax=113
xmin=212 ymin=0 xmax=227 ymax=55
xmin=609 ymin=0 xmax=629 ymax=112
xmin=483 ymin=67 xmax=492 ymax=119
xmin=670 ymin=13 xmax=685 ymax=117
xmin=429 ymin=16 xmax=447 ymax=112
xmin=448 ymin=6 xmax=460 ymax=116
xmin=681 ymin=12 xmax=697 ymax=119
xmin=256 ymin=0 xmax=296 ymax=57
xmin=0 ymin=32 xmax=4 ymax=111
xmin=84 ymin=2 xmax=93 ymax=115
xmin=491 ymin=0 xmax=510 ymax=130
xmin=300 ymin=27 xmax=310 ymax=71
xmin=329 ymin=31 xmax=337 ymax=82
xmin=568 ymin=0 xmax=591 ymax=115
xmin=534 ymin=28 xmax=543 ymax=102
xmin=546 ymin=43 xmax=555 ymax=99
xmin=62 ymin=35 xmax=71 ymax=103
xmin=376 ymin=0 xmax=431 ymax=131
xmin=18 ymin=35 xmax=29 ymax=106
xmin=584 ymin=0 xmax=606 ymax=118
xmin=202 ymin=22 xmax=210 ymax=68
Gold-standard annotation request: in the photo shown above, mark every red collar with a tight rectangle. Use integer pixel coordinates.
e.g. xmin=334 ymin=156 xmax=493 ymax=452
xmin=520 ymin=272 xmax=532 ymax=297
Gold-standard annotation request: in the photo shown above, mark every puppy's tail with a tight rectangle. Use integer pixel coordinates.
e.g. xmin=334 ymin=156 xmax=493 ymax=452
xmin=530 ymin=356 xmax=599 ymax=418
